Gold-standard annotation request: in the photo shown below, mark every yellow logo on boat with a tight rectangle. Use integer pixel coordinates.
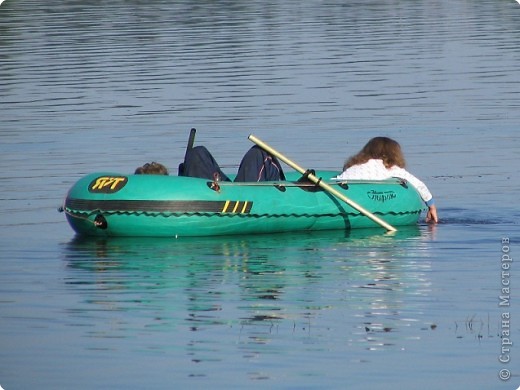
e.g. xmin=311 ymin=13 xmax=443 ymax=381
xmin=89 ymin=176 xmax=128 ymax=193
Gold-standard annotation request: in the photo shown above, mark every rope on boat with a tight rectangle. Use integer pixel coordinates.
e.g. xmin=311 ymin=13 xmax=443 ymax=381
xmin=60 ymin=205 xmax=108 ymax=229
xmin=63 ymin=207 xmax=422 ymax=220
xmin=62 ymin=207 xmax=95 ymax=224
xmin=214 ymin=179 xmax=402 ymax=187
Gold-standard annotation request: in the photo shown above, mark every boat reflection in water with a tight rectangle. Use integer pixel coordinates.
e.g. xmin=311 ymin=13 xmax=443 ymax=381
xmin=63 ymin=227 xmax=435 ymax=356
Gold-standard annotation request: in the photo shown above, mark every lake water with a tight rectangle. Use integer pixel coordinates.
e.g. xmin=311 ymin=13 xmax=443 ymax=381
xmin=0 ymin=0 xmax=519 ymax=389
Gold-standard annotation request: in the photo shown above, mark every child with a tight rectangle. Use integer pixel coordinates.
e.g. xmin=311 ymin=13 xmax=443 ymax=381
xmin=135 ymin=161 xmax=169 ymax=175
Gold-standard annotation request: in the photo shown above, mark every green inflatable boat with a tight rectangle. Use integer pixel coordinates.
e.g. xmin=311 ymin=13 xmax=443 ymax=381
xmin=62 ymin=170 xmax=426 ymax=237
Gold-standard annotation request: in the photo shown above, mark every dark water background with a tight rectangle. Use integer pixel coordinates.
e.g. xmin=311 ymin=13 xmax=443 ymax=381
xmin=1 ymin=0 xmax=519 ymax=389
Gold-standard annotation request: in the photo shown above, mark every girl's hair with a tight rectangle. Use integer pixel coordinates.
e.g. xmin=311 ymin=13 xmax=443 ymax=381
xmin=135 ymin=162 xmax=169 ymax=175
xmin=343 ymin=137 xmax=406 ymax=170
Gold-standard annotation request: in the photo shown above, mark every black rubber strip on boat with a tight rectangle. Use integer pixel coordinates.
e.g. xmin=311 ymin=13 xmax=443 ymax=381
xmin=65 ymin=198 xmax=253 ymax=214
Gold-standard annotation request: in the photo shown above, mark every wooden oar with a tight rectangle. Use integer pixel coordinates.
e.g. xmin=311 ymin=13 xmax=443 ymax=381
xmin=248 ymin=134 xmax=397 ymax=232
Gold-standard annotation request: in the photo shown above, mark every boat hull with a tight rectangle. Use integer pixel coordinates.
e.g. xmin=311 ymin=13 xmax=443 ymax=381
xmin=63 ymin=171 xmax=425 ymax=237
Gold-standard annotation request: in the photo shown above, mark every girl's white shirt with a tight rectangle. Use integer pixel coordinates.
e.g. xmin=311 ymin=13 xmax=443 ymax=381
xmin=333 ymin=159 xmax=433 ymax=204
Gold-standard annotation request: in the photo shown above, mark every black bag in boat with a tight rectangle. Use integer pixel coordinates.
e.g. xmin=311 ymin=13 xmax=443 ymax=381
xmin=235 ymin=145 xmax=285 ymax=182
xmin=181 ymin=145 xmax=284 ymax=182
xmin=180 ymin=145 xmax=231 ymax=182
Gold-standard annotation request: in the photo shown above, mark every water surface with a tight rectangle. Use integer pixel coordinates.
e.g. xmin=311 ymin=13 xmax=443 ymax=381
xmin=0 ymin=0 xmax=519 ymax=389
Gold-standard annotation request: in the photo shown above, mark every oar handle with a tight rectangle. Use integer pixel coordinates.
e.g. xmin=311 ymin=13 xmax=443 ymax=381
xmin=248 ymin=134 xmax=397 ymax=232
xmin=186 ymin=128 xmax=196 ymax=155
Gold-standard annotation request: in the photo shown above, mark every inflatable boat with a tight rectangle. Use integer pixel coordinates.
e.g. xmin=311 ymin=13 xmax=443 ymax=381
xmin=62 ymin=170 xmax=426 ymax=237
